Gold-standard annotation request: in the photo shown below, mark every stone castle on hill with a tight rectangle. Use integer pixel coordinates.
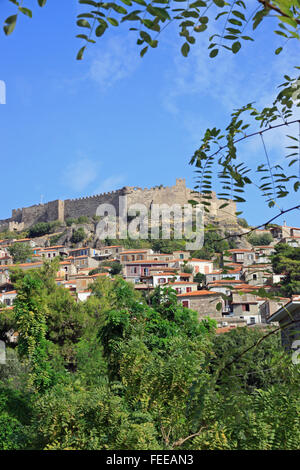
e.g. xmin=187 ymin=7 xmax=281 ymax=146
xmin=0 ymin=179 xmax=237 ymax=232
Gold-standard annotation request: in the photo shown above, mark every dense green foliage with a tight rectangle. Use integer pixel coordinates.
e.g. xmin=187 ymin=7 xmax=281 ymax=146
xmin=248 ymin=232 xmax=273 ymax=246
xmin=237 ymin=218 xmax=249 ymax=228
xmin=271 ymin=243 xmax=300 ymax=295
xmin=0 ymin=260 xmax=299 ymax=450
xmin=70 ymin=228 xmax=86 ymax=244
xmin=66 ymin=216 xmax=91 ymax=227
xmin=28 ymin=221 xmax=62 ymax=238
xmin=0 ymin=230 xmax=29 ymax=240
xmin=192 ymin=230 xmax=236 ymax=260
xmin=8 ymin=243 xmax=33 ymax=264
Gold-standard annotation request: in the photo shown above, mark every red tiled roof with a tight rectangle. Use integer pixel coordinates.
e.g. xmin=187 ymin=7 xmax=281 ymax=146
xmin=177 ymin=290 xmax=219 ymax=297
xmin=188 ymin=258 xmax=213 ymax=262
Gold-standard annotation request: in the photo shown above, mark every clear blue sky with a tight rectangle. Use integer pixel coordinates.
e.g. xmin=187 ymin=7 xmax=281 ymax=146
xmin=0 ymin=0 xmax=299 ymax=227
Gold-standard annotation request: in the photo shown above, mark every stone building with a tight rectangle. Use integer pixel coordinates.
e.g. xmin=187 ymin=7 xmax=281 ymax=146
xmin=177 ymin=290 xmax=224 ymax=320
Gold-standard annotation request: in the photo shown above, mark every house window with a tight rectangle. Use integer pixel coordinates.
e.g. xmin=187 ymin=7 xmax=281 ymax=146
xmin=186 ymin=287 xmax=192 ymax=293
xmin=250 ymin=317 xmax=256 ymax=324
xmin=182 ymin=300 xmax=189 ymax=308
xmin=242 ymin=304 xmax=250 ymax=312
xmin=176 ymin=288 xmax=181 ymax=294
xmin=253 ymin=274 xmax=257 ymax=280
xmin=180 ymin=254 xmax=184 ymax=259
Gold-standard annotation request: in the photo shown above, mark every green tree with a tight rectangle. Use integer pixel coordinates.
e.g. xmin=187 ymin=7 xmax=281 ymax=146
xmin=70 ymin=228 xmax=86 ymax=244
xmin=8 ymin=242 xmax=33 ymax=264
xmin=28 ymin=222 xmax=51 ymax=238
xmin=271 ymin=243 xmax=300 ymax=295
xmin=14 ymin=274 xmax=55 ymax=393
xmin=248 ymin=232 xmax=273 ymax=246
xmin=237 ymin=217 xmax=249 ymax=228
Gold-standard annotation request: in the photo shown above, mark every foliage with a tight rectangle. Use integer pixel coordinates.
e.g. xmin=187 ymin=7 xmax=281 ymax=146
xmin=77 ymin=216 xmax=90 ymax=224
xmin=237 ymin=217 xmax=249 ymax=228
xmin=182 ymin=263 xmax=193 ymax=273
xmin=271 ymin=243 xmax=300 ymax=295
xmin=248 ymin=232 xmax=273 ymax=246
xmin=1 ymin=262 xmax=300 ymax=449
xmin=66 ymin=218 xmax=77 ymax=227
xmin=108 ymin=261 xmax=123 ymax=275
xmin=28 ymin=221 xmax=61 ymax=238
xmin=151 ymin=238 xmax=186 ymax=253
xmin=0 ymin=230 xmax=29 ymax=240
xmin=8 ymin=242 xmax=33 ymax=263
xmin=4 ymin=1 xmax=300 ymax=61
xmin=192 ymin=229 xmax=232 ymax=260
xmin=194 ymin=272 xmax=205 ymax=284
xmin=0 ymin=307 xmax=16 ymax=341
xmin=13 ymin=273 xmax=55 ymax=392
xmin=49 ymin=232 xmax=65 ymax=246
xmin=0 ymin=381 xmax=32 ymax=450
xmin=70 ymin=228 xmax=86 ymax=244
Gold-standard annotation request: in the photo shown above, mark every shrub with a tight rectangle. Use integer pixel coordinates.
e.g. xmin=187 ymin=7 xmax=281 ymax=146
xmin=70 ymin=228 xmax=86 ymax=244
xmin=248 ymin=233 xmax=273 ymax=246
xmin=237 ymin=217 xmax=249 ymax=228
xmin=66 ymin=218 xmax=77 ymax=227
xmin=28 ymin=223 xmax=51 ymax=238
xmin=77 ymin=216 xmax=90 ymax=224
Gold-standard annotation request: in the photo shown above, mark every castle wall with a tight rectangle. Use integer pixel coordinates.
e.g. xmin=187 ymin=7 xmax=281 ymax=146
xmin=64 ymin=190 xmax=123 ymax=219
xmin=2 ymin=179 xmax=237 ymax=230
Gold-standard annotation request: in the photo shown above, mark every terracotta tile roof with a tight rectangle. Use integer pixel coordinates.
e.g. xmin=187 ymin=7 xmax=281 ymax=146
xmin=125 ymin=260 xmax=169 ymax=264
xmin=189 ymin=258 xmax=213 ymax=262
xmin=121 ymin=250 xmax=148 ymax=254
xmin=167 ymin=281 xmax=198 ymax=285
xmin=5 ymin=262 xmax=43 ymax=268
xmin=228 ymin=249 xmax=254 ymax=253
xmin=104 ymin=245 xmax=122 ymax=248
xmin=177 ymin=290 xmax=219 ymax=297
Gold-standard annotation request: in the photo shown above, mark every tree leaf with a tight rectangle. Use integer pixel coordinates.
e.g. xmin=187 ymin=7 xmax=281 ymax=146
xmin=181 ymin=42 xmax=190 ymax=57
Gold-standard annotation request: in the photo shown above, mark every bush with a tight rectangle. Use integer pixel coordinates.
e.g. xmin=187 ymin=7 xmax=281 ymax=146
xmin=28 ymin=221 xmax=61 ymax=238
xmin=70 ymin=228 xmax=86 ymax=244
xmin=237 ymin=217 xmax=249 ymax=228
xmin=8 ymin=243 xmax=33 ymax=264
xmin=66 ymin=218 xmax=77 ymax=227
xmin=248 ymin=233 xmax=273 ymax=246
xmin=28 ymin=223 xmax=51 ymax=238
xmin=77 ymin=216 xmax=90 ymax=224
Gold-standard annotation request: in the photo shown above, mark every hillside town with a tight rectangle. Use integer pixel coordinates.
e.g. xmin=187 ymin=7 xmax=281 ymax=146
xmin=1 ymin=217 xmax=299 ymax=347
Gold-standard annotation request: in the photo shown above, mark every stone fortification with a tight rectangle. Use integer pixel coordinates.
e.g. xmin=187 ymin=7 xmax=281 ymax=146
xmin=0 ymin=179 xmax=237 ymax=231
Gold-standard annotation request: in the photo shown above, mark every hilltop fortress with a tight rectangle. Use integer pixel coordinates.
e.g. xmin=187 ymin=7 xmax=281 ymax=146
xmin=0 ymin=179 xmax=237 ymax=232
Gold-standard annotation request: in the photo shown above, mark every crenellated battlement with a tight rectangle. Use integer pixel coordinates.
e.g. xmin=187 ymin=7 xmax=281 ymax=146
xmin=0 ymin=179 xmax=237 ymax=231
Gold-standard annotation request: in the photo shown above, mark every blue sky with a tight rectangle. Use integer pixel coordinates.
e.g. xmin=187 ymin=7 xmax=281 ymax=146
xmin=0 ymin=0 xmax=299 ymax=227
